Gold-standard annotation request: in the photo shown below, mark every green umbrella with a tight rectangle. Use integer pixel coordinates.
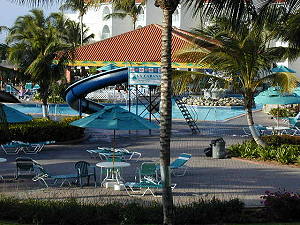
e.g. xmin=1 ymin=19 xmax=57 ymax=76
xmin=255 ymin=87 xmax=300 ymax=126
xmin=0 ymin=104 xmax=32 ymax=123
xmin=71 ymin=105 xmax=159 ymax=130
xmin=271 ymin=65 xmax=296 ymax=73
xmin=71 ymin=105 xmax=159 ymax=161
xmin=255 ymin=87 xmax=300 ymax=105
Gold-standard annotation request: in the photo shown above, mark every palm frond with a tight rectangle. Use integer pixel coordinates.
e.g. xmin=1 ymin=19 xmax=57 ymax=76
xmin=259 ymin=72 xmax=299 ymax=93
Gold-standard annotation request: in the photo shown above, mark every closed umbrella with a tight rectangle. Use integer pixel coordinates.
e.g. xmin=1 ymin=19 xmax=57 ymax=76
xmin=255 ymin=87 xmax=300 ymax=126
xmin=0 ymin=104 xmax=32 ymax=123
xmin=71 ymin=105 xmax=159 ymax=160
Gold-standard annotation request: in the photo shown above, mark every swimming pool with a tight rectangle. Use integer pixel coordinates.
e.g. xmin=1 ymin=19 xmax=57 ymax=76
xmin=6 ymin=103 xmax=262 ymax=121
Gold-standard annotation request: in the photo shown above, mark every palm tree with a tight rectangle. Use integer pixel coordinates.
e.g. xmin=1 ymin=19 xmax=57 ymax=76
xmin=176 ymin=16 xmax=299 ymax=147
xmin=59 ymin=0 xmax=97 ymax=45
xmin=63 ymin=20 xmax=95 ymax=48
xmin=7 ymin=9 xmax=71 ymax=117
xmin=49 ymin=12 xmax=95 ymax=48
xmin=104 ymin=0 xmax=145 ymax=30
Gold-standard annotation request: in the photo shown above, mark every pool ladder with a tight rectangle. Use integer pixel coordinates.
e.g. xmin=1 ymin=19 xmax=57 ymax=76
xmin=175 ymin=96 xmax=200 ymax=134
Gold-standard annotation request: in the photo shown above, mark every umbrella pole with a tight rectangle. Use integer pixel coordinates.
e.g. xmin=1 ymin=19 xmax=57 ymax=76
xmin=113 ymin=130 xmax=116 ymax=164
xmin=277 ymin=105 xmax=279 ymax=128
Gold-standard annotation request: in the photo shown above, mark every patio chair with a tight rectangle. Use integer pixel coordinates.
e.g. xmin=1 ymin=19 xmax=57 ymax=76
xmin=124 ymin=179 xmax=176 ymax=197
xmin=287 ymin=118 xmax=300 ymax=135
xmin=115 ymin=148 xmax=142 ymax=161
xmin=12 ymin=140 xmax=55 ymax=154
xmin=15 ymin=157 xmax=39 ymax=179
xmin=1 ymin=142 xmax=26 ymax=155
xmin=242 ymin=124 xmax=267 ymax=136
xmin=22 ymin=141 xmax=55 ymax=154
xmin=169 ymin=153 xmax=192 ymax=176
xmin=74 ymin=161 xmax=97 ymax=187
xmin=136 ymin=162 xmax=159 ymax=183
xmin=32 ymin=164 xmax=78 ymax=187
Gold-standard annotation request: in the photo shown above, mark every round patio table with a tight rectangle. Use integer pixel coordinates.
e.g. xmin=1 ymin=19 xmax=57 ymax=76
xmin=96 ymin=162 xmax=130 ymax=187
xmin=0 ymin=158 xmax=7 ymax=180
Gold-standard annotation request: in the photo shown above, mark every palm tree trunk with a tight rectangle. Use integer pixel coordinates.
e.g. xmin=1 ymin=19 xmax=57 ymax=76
xmin=244 ymin=95 xmax=266 ymax=147
xmin=159 ymin=7 xmax=174 ymax=225
xmin=80 ymin=15 xmax=83 ymax=46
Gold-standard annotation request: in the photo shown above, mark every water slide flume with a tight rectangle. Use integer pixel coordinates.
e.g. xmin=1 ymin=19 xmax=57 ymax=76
xmin=65 ymin=67 xmax=128 ymax=114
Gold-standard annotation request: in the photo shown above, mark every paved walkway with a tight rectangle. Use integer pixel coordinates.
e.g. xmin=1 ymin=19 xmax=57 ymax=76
xmin=0 ymin=111 xmax=299 ymax=206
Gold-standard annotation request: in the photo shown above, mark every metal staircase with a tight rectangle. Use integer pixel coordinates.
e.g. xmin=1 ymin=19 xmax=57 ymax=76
xmin=175 ymin=96 xmax=200 ymax=134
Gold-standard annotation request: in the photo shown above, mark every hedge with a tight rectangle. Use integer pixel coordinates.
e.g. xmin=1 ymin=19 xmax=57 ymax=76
xmin=0 ymin=117 xmax=84 ymax=144
xmin=0 ymin=196 xmax=245 ymax=225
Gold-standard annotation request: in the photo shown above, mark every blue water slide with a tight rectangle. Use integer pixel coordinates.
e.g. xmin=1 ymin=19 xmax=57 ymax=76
xmin=65 ymin=67 xmax=128 ymax=114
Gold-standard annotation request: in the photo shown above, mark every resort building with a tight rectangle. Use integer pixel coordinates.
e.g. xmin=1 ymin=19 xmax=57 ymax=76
xmin=65 ymin=0 xmax=299 ymax=77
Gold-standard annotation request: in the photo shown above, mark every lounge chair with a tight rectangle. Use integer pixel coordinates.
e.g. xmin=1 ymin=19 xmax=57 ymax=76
xmin=1 ymin=142 xmax=26 ymax=155
xmin=287 ymin=118 xmax=300 ymax=135
xmin=124 ymin=179 xmax=176 ymax=197
xmin=169 ymin=153 xmax=192 ymax=176
xmin=32 ymin=164 xmax=78 ymax=187
xmin=74 ymin=161 xmax=97 ymax=187
xmin=12 ymin=140 xmax=55 ymax=154
xmin=242 ymin=124 xmax=267 ymax=136
xmin=15 ymin=157 xmax=39 ymax=179
xmin=87 ymin=147 xmax=141 ymax=161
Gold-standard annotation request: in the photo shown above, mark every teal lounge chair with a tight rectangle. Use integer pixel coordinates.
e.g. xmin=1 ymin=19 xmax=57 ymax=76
xmin=1 ymin=142 xmax=27 ymax=155
xmin=124 ymin=179 xmax=176 ymax=197
xmin=169 ymin=153 xmax=192 ymax=176
xmin=32 ymin=165 xmax=78 ymax=187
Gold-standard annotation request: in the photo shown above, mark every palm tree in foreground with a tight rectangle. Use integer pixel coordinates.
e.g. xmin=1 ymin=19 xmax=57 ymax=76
xmin=176 ymin=15 xmax=299 ymax=146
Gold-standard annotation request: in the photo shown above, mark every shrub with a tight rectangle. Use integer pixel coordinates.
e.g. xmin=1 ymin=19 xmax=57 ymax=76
xmin=261 ymin=190 xmax=300 ymax=222
xmin=0 ymin=118 xmax=84 ymax=144
xmin=262 ymin=135 xmax=300 ymax=146
xmin=269 ymin=107 xmax=297 ymax=118
xmin=228 ymin=139 xmax=300 ymax=164
xmin=0 ymin=196 xmax=245 ymax=225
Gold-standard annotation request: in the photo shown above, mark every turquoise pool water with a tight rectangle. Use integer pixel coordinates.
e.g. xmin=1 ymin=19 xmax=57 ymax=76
xmin=6 ymin=103 xmax=261 ymax=121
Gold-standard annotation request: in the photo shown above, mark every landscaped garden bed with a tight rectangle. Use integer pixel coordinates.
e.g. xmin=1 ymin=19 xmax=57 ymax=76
xmin=228 ymin=135 xmax=300 ymax=165
xmin=0 ymin=117 xmax=84 ymax=144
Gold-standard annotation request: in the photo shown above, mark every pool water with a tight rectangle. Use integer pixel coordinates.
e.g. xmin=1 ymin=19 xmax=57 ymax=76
xmin=6 ymin=103 xmax=262 ymax=121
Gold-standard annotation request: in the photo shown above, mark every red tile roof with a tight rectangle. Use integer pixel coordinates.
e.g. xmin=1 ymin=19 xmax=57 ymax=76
xmin=71 ymin=24 xmax=217 ymax=65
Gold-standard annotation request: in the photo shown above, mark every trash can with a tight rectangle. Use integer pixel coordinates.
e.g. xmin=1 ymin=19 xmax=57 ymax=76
xmin=211 ymin=138 xmax=226 ymax=159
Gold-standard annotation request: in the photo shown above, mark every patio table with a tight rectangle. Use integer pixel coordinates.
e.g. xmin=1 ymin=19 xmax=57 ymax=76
xmin=0 ymin=158 xmax=7 ymax=180
xmin=96 ymin=162 xmax=130 ymax=188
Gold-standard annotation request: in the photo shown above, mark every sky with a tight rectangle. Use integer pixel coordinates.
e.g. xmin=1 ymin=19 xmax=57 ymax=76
xmin=0 ymin=0 xmax=61 ymax=43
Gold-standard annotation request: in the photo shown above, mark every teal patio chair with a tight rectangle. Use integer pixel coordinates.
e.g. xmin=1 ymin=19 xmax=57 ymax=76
xmin=1 ymin=142 xmax=26 ymax=155
xmin=32 ymin=164 xmax=78 ymax=187
xmin=15 ymin=157 xmax=39 ymax=179
xmin=74 ymin=161 xmax=97 ymax=187
xmin=169 ymin=153 xmax=192 ymax=176
xmin=124 ymin=179 xmax=176 ymax=197
xmin=136 ymin=162 xmax=159 ymax=183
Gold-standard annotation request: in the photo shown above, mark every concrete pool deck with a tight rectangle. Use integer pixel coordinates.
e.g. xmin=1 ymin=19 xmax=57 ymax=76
xmin=0 ymin=110 xmax=299 ymax=206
